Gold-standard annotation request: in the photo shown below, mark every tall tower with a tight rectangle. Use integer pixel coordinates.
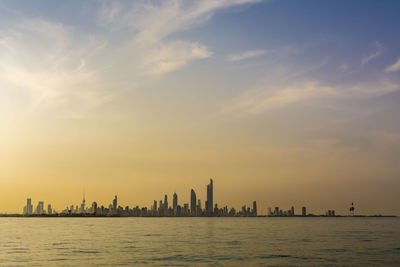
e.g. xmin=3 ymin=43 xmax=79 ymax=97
xmin=164 ymin=194 xmax=168 ymax=214
xmin=349 ymin=202 xmax=355 ymax=216
xmin=81 ymin=190 xmax=86 ymax=213
xmin=153 ymin=200 xmax=157 ymax=212
xmin=173 ymin=192 xmax=178 ymax=215
xmin=113 ymin=195 xmax=118 ymax=210
xmin=26 ymin=198 xmax=33 ymax=215
xmin=253 ymin=201 xmax=257 ymax=216
xmin=92 ymin=202 xmax=98 ymax=214
xmin=206 ymin=178 xmax=213 ymax=216
xmin=36 ymin=201 xmax=44 ymax=214
xmin=190 ymin=189 xmax=197 ymax=216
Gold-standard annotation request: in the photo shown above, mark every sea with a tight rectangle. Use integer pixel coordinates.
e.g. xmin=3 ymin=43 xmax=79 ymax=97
xmin=0 ymin=217 xmax=399 ymax=266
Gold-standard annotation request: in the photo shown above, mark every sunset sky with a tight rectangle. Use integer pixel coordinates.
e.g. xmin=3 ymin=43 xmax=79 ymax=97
xmin=1 ymin=0 xmax=400 ymax=215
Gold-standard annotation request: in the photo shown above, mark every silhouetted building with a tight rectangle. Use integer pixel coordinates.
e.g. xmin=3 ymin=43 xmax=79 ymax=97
xmin=274 ymin=207 xmax=279 ymax=216
xmin=173 ymin=192 xmax=178 ymax=215
xmin=326 ymin=210 xmax=335 ymax=216
xmin=290 ymin=206 xmax=295 ymax=216
xmin=47 ymin=204 xmax=52 ymax=215
xmin=190 ymin=189 xmax=197 ymax=216
xmin=159 ymin=200 xmax=163 ymax=215
xmin=349 ymin=202 xmax=355 ymax=216
xmin=252 ymin=201 xmax=257 ymax=216
xmin=153 ymin=200 xmax=157 ymax=213
xmin=113 ymin=195 xmax=118 ymax=210
xmin=206 ymin=178 xmax=213 ymax=216
xmin=164 ymin=195 xmax=168 ymax=214
xmin=302 ymin=206 xmax=307 ymax=216
xmin=92 ymin=202 xmax=98 ymax=214
xmin=183 ymin=203 xmax=189 ymax=216
xmin=80 ymin=192 xmax=86 ymax=213
xmin=35 ymin=201 xmax=44 ymax=214
xmin=24 ymin=198 xmax=33 ymax=215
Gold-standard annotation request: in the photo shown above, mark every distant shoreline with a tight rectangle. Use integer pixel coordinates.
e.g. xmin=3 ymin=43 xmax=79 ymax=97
xmin=0 ymin=214 xmax=397 ymax=218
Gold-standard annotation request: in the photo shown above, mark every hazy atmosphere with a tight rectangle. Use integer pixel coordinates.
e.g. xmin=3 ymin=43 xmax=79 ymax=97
xmin=1 ymin=0 xmax=400 ymax=215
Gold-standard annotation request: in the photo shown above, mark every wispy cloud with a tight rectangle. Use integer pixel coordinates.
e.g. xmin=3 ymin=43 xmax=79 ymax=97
xmin=385 ymin=58 xmax=400 ymax=72
xmin=361 ymin=50 xmax=382 ymax=66
xmin=97 ymin=0 xmax=262 ymax=75
xmin=0 ymin=19 xmax=110 ymax=116
xmin=139 ymin=41 xmax=212 ymax=76
xmin=228 ymin=49 xmax=269 ymax=62
xmin=361 ymin=41 xmax=383 ymax=66
xmin=222 ymin=82 xmax=337 ymax=115
xmin=0 ymin=0 xmax=263 ymax=117
xmin=222 ymin=78 xmax=400 ymax=116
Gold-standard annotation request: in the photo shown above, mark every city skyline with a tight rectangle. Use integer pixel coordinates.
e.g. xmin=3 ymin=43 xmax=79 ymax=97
xmin=7 ymin=174 xmax=397 ymax=215
xmin=22 ymin=178 xmax=262 ymax=217
xmin=17 ymin=179 xmax=387 ymax=217
xmin=1 ymin=0 xmax=400 ymax=215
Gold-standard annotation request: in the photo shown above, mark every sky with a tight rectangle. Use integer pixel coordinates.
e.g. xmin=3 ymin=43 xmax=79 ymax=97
xmin=0 ymin=0 xmax=400 ymax=215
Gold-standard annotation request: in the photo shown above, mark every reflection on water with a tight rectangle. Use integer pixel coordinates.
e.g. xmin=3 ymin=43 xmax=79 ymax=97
xmin=0 ymin=217 xmax=399 ymax=266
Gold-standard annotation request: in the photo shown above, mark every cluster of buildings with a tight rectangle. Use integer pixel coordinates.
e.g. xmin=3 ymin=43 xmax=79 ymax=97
xmin=23 ymin=198 xmax=52 ymax=215
xmin=267 ymin=206 xmax=308 ymax=216
xmin=23 ymin=179 xmax=342 ymax=217
xmin=22 ymin=179 xmax=258 ymax=217
xmin=325 ymin=209 xmax=336 ymax=216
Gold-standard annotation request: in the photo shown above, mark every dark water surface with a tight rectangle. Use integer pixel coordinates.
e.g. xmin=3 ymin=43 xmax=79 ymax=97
xmin=0 ymin=217 xmax=399 ymax=266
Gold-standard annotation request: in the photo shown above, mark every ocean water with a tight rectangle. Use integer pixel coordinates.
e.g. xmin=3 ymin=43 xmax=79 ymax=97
xmin=0 ymin=217 xmax=399 ymax=266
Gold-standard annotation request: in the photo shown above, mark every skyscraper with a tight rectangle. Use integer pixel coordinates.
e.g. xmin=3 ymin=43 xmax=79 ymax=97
xmin=190 ymin=189 xmax=197 ymax=216
xmin=164 ymin=194 xmax=168 ymax=214
xmin=302 ymin=206 xmax=307 ymax=216
xmin=80 ymin=191 xmax=86 ymax=213
xmin=173 ymin=192 xmax=178 ymax=215
xmin=35 ymin=201 xmax=44 ymax=214
xmin=153 ymin=200 xmax=157 ymax=213
xmin=206 ymin=178 xmax=213 ymax=216
xmin=252 ymin=201 xmax=257 ymax=216
xmin=47 ymin=204 xmax=52 ymax=215
xmin=92 ymin=202 xmax=98 ymax=214
xmin=24 ymin=198 xmax=33 ymax=215
xmin=274 ymin=207 xmax=279 ymax=216
xmin=113 ymin=195 xmax=118 ymax=210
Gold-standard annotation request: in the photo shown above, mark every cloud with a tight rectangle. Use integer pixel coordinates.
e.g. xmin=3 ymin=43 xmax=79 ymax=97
xmin=385 ymin=58 xmax=400 ymax=72
xmin=361 ymin=50 xmax=382 ymax=66
xmin=0 ymin=19 xmax=110 ymax=115
xmin=361 ymin=51 xmax=382 ymax=66
xmin=228 ymin=49 xmax=269 ymax=62
xmin=96 ymin=0 xmax=263 ymax=75
xmin=222 ymin=79 xmax=400 ymax=116
xmin=139 ymin=41 xmax=212 ymax=76
xmin=222 ymin=82 xmax=337 ymax=115
xmin=98 ymin=0 xmax=262 ymax=36
xmin=347 ymin=79 xmax=400 ymax=97
xmin=0 ymin=0 xmax=263 ymax=117
xmin=361 ymin=41 xmax=383 ymax=67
